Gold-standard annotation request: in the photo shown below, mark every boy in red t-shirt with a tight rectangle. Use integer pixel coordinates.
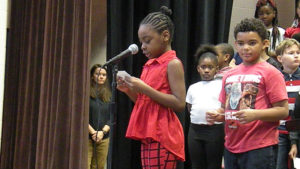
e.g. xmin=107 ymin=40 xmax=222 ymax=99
xmin=206 ymin=18 xmax=289 ymax=169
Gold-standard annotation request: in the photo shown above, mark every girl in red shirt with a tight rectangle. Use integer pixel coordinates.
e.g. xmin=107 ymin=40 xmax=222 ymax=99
xmin=117 ymin=6 xmax=186 ymax=169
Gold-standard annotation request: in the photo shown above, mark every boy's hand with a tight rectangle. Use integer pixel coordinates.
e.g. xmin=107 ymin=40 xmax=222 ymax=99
xmin=206 ymin=111 xmax=218 ymax=125
xmin=289 ymin=144 xmax=298 ymax=159
xmin=234 ymin=109 xmax=257 ymax=124
xmin=206 ymin=109 xmax=224 ymax=125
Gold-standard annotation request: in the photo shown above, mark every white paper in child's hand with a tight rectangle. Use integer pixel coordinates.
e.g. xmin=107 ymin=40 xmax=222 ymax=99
xmin=294 ymin=157 xmax=300 ymax=169
xmin=117 ymin=70 xmax=131 ymax=80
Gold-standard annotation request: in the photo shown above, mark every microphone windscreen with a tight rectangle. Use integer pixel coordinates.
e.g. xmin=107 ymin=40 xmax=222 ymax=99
xmin=128 ymin=44 xmax=139 ymax=54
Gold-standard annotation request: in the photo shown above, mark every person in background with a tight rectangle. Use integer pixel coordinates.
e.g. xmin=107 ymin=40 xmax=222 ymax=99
xmin=186 ymin=45 xmax=224 ymax=169
xmin=215 ymin=43 xmax=234 ymax=79
xmin=117 ymin=6 xmax=186 ymax=169
xmin=206 ymin=18 xmax=289 ymax=169
xmin=290 ymin=90 xmax=300 ymax=160
xmin=88 ymin=64 xmax=111 ymax=169
xmin=276 ymin=38 xmax=300 ymax=169
xmin=294 ymin=93 xmax=300 ymax=119
xmin=255 ymin=0 xmax=285 ymax=56
xmin=261 ymin=41 xmax=282 ymax=70
xmin=285 ymin=0 xmax=300 ymax=38
xmin=229 ymin=52 xmax=242 ymax=67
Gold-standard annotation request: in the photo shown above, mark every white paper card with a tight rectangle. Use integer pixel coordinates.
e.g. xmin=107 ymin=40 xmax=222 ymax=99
xmin=294 ymin=157 xmax=300 ymax=169
xmin=117 ymin=71 xmax=131 ymax=80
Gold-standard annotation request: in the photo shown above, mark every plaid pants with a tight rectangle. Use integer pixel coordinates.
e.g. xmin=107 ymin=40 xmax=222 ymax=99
xmin=141 ymin=140 xmax=177 ymax=169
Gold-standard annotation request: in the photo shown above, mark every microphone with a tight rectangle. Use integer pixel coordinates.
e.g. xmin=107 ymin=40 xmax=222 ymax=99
xmin=103 ymin=44 xmax=139 ymax=66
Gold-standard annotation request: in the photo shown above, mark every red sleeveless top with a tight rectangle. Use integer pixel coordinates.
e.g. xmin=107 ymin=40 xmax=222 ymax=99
xmin=126 ymin=50 xmax=185 ymax=161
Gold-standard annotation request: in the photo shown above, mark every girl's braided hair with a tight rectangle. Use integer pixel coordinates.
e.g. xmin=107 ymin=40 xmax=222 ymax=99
xmin=254 ymin=0 xmax=279 ymax=51
xmin=140 ymin=6 xmax=174 ymax=42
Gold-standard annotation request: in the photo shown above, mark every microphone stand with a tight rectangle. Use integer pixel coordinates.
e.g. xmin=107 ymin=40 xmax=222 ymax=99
xmin=107 ymin=64 xmax=118 ymax=169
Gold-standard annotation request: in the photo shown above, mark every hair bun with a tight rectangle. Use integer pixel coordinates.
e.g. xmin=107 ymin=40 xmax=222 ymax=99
xmin=160 ymin=6 xmax=172 ymax=16
xmin=256 ymin=0 xmax=276 ymax=8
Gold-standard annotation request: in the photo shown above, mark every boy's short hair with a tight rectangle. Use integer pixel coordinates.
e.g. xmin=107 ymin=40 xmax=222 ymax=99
xmin=275 ymin=38 xmax=300 ymax=56
xmin=216 ymin=43 xmax=235 ymax=62
xmin=234 ymin=18 xmax=268 ymax=41
xmin=194 ymin=44 xmax=218 ymax=65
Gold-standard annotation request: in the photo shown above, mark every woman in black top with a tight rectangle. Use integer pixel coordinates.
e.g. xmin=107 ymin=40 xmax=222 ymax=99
xmin=88 ymin=64 xmax=111 ymax=169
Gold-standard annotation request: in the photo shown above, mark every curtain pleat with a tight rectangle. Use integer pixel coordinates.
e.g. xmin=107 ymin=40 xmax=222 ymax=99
xmin=0 ymin=1 xmax=45 ymax=168
xmin=1 ymin=0 xmax=91 ymax=169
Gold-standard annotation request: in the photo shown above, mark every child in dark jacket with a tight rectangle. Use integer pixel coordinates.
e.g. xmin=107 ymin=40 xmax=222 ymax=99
xmin=276 ymin=38 xmax=300 ymax=169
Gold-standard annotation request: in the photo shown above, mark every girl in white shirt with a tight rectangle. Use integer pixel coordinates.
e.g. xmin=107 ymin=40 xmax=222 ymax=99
xmin=186 ymin=45 xmax=224 ymax=169
xmin=254 ymin=0 xmax=285 ymax=56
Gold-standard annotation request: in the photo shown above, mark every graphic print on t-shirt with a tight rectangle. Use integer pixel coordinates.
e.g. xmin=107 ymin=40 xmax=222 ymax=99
xmin=224 ymin=74 xmax=260 ymax=129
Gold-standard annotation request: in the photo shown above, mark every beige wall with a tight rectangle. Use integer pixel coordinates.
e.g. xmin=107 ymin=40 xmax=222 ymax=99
xmin=228 ymin=0 xmax=257 ymax=48
xmin=90 ymin=0 xmax=107 ymax=68
xmin=229 ymin=0 xmax=295 ymax=49
xmin=277 ymin=0 xmax=295 ymax=29
xmin=0 ymin=0 xmax=9 ymax=148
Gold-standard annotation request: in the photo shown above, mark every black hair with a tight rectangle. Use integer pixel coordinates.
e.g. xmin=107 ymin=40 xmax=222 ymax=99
xmin=194 ymin=45 xmax=218 ymax=66
xmin=292 ymin=32 xmax=300 ymax=43
xmin=254 ymin=0 xmax=279 ymax=50
xmin=215 ymin=43 xmax=234 ymax=62
xmin=254 ymin=0 xmax=278 ymax=26
xmin=140 ymin=6 xmax=174 ymax=42
xmin=234 ymin=18 xmax=268 ymax=41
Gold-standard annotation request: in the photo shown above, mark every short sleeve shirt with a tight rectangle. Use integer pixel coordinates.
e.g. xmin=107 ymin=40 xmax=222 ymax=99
xmin=126 ymin=50 xmax=185 ymax=161
xmin=219 ymin=61 xmax=288 ymax=153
